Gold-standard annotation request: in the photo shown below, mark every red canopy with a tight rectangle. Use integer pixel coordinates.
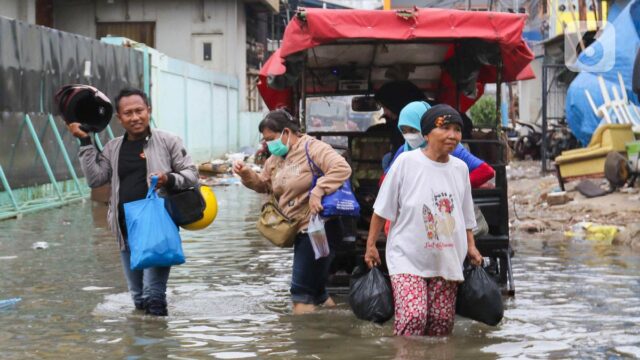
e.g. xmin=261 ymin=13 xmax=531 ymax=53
xmin=259 ymin=8 xmax=535 ymax=111
xmin=257 ymin=49 xmax=292 ymax=110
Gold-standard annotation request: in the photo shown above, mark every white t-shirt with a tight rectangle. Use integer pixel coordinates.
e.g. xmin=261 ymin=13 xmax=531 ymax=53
xmin=374 ymin=149 xmax=477 ymax=281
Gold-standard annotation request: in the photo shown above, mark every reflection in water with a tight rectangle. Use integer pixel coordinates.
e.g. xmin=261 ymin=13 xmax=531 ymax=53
xmin=0 ymin=186 xmax=639 ymax=359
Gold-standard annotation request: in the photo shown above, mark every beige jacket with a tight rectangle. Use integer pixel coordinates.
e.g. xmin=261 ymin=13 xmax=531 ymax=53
xmin=242 ymin=134 xmax=352 ymax=232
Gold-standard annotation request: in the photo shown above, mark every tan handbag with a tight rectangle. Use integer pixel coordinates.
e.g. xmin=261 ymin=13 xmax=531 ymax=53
xmin=256 ymin=195 xmax=299 ymax=247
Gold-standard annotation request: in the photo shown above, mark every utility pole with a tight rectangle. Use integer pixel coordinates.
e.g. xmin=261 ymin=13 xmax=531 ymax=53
xmin=578 ymin=0 xmax=587 ymax=22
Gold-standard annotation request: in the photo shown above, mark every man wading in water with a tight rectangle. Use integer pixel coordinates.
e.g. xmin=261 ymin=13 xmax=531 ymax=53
xmin=67 ymin=88 xmax=198 ymax=316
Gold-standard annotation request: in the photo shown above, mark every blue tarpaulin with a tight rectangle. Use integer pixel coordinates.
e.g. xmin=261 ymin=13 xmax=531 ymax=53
xmin=566 ymin=0 xmax=640 ymax=146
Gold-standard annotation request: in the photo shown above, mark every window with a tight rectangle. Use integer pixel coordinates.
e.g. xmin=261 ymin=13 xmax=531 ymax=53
xmin=203 ymin=42 xmax=212 ymax=61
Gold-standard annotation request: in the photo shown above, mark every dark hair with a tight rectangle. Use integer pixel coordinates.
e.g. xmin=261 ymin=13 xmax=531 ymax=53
xmin=115 ymin=88 xmax=150 ymax=113
xmin=375 ymin=80 xmax=426 ymax=115
xmin=258 ymin=109 xmax=300 ymax=133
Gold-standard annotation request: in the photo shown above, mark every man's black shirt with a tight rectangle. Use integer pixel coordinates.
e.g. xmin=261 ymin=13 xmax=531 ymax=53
xmin=117 ymin=137 xmax=148 ymax=239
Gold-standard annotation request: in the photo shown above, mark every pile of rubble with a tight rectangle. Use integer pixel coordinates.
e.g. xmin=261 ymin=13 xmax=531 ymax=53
xmin=197 ymin=151 xmax=261 ymax=187
xmin=507 ymin=160 xmax=640 ymax=249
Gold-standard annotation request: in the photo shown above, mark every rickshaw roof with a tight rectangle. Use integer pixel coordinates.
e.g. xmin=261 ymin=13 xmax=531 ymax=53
xmin=259 ymin=7 xmax=535 ymax=112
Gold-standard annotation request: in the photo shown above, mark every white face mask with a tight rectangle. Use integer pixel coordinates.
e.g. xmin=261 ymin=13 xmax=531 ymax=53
xmin=403 ymin=133 xmax=425 ymax=149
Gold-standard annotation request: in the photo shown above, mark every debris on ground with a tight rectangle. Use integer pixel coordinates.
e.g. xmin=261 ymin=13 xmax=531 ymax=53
xmin=564 ymin=222 xmax=619 ymax=243
xmin=199 ymin=161 xmax=230 ymax=176
xmin=201 ymin=176 xmax=242 ymax=187
xmin=508 ymin=160 xmax=640 ymax=249
xmin=545 ymin=191 xmax=572 ymax=206
xmin=513 ymin=219 xmax=549 ymax=233
xmin=614 ymin=223 xmax=640 ymax=249
xmin=198 ymin=148 xmax=262 ymax=187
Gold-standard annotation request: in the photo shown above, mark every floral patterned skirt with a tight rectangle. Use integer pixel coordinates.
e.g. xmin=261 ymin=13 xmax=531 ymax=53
xmin=390 ymin=274 xmax=459 ymax=336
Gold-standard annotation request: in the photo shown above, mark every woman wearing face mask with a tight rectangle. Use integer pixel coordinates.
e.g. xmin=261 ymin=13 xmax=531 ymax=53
xmin=233 ymin=109 xmax=352 ymax=314
xmin=379 ymin=101 xmax=496 ymax=235
xmin=381 ymin=101 xmax=495 ymax=188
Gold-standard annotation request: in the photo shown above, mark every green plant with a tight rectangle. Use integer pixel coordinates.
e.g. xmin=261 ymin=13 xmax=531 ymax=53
xmin=469 ymin=96 xmax=498 ymax=128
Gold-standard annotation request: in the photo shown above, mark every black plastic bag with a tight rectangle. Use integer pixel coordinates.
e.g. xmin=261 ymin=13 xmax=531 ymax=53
xmin=456 ymin=265 xmax=504 ymax=326
xmin=348 ymin=265 xmax=394 ymax=323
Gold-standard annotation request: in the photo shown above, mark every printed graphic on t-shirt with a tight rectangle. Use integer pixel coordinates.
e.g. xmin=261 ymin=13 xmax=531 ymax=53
xmin=422 ymin=192 xmax=456 ymax=250
xmin=423 ymin=205 xmax=438 ymax=240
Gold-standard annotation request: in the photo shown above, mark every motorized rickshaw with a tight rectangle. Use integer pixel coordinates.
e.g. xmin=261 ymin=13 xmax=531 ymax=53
xmin=258 ymin=7 xmax=535 ymax=296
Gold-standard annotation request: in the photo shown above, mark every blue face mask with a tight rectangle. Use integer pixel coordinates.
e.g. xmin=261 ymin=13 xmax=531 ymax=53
xmin=267 ymin=130 xmax=290 ymax=157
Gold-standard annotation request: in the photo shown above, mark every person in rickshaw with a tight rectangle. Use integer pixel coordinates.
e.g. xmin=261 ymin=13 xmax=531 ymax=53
xmin=364 ymin=104 xmax=484 ymax=337
xmin=374 ymin=81 xmax=496 ymax=236
xmin=374 ymin=80 xmax=495 ymax=187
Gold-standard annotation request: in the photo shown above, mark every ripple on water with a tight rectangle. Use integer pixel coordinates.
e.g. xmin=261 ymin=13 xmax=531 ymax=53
xmin=2 ymin=187 xmax=640 ymax=359
xmin=482 ymin=340 xmax=572 ymax=357
xmin=615 ymin=346 xmax=640 ymax=358
xmin=210 ymin=351 xmax=258 ymax=359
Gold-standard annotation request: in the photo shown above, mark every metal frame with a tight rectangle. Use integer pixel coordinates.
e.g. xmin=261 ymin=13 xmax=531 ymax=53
xmin=1 ymin=33 xmax=144 ymax=221
xmin=541 ymin=63 xmax=568 ymax=173
xmin=0 ymin=61 xmax=118 ymax=220
xmin=0 ymin=113 xmax=100 ymax=220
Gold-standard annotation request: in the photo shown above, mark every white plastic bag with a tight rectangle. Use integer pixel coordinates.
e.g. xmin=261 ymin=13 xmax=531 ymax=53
xmin=308 ymin=215 xmax=330 ymax=259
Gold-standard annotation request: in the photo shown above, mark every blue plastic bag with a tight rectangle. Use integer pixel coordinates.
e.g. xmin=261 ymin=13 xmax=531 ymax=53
xmin=124 ymin=176 xmax=185 ymax=270
xmin=305 ymin=142 xmax=360 ymax=217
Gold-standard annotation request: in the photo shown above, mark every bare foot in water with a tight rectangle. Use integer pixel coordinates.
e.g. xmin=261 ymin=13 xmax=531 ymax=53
xmin=322 ymin=297 xmax=336 ymax=307
xmin=292 ymin=302 xmax=316 ymax=315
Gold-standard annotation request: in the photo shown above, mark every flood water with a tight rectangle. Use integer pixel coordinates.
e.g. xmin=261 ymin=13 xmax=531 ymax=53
xmin=1 ymin=187 xmax=639 ymax=359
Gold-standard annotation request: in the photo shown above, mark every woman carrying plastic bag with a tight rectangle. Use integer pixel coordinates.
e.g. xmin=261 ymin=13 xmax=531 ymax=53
xmin=233 ymin=109 xmax=352 ymax=315
xmin=365 ymin=105 xmax=483 ymax=337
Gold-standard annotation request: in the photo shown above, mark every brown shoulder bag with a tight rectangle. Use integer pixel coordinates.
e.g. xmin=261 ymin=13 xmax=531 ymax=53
xmin=256 ymin=194 xmax=299 ymax=247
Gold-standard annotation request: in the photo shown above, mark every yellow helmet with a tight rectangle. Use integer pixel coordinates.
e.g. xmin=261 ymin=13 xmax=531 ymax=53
xmin=182 ymin=186 xmax=218 ymax=230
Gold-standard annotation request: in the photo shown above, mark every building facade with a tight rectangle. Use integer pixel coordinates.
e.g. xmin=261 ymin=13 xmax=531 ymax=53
xmin=0 ymin=0 xmax=277 ymax=112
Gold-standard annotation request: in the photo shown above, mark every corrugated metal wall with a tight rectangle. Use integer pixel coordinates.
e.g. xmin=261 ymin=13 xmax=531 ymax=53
xmin=0 ymin=18 xmax=143 ymax=219
xmin=0 ymin=24 xmax=263 ymax=220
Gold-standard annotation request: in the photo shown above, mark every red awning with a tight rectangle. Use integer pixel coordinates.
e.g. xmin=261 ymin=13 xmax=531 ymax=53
xmin=258 ymin=49 xmax=292 ymax=110
xmin=259 ymin=8 xmax=535 ymax=111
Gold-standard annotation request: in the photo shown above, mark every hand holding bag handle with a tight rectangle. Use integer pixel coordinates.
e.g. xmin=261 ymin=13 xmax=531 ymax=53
xmin=305 ymin=141 xmax=360 ymax=217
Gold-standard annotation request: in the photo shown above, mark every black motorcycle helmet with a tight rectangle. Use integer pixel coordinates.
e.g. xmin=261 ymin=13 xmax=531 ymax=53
xmin=55 ymin=84 xmax=113 ymax=133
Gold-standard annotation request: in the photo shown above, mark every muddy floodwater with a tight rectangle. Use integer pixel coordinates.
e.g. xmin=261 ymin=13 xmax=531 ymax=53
xmin=1 ymin=187 xmax=639 ymax=359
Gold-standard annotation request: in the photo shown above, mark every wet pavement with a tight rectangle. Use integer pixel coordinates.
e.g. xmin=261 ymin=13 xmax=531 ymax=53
xmin=1 ymin=187 xmax=639 ymax=359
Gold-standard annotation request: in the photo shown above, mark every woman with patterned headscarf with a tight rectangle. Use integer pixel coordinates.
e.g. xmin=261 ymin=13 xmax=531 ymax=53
xmin=365 ymin=104 xmax=483 ymax=337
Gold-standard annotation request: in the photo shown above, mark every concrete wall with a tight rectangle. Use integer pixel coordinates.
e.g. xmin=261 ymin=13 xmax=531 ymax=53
xmin=0 ymin=0 xmax=36 ymax=23
xmin=100 ymin=37 xmax=263 ymax=161
xmin=52 ymin=0 xmax=248 ymax=111
xmin=518 ymin=57 xmax=543 ymax=124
